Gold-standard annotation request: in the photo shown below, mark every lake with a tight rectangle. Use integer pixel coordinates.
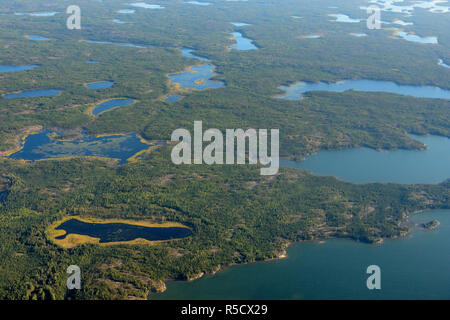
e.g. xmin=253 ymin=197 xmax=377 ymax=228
xmin=86 ymin=81 xmax=114 ymax=90
xmin=92 ymin=98 xmax=135 ymax=115
xmin=229 ymin=32 xmax=258 ymax=51
xmin=129 ymin=3 xmax=165 ymax=9
xmin=153 ymin=131 xmax=450 ymax=299
xmin=117 ymin=9 xmax=135 ymax=14
xmin=85 ymin=40 xmax=146 ymax=49
xmin=276 ymin=79 xmax=450 ymax=100
xmin=55 ymin=218 xmax=192 ymax=243
xmin=350 ymin=33 xmax=367 ymax=37
xmin=3 ymin=89 xmax=61 ymax=99
xmin=281 ymin=135 xmax=450 ymax=184
xmin=165 ymin=95 xmax=183 ymax=102
xmin=438 ymin=59 xmax=449 ymax=69
xmin=25 ymin=35 xmax=49 ymax=41
xmin=0 ymin=190 xmax=8 ymax=203
xmin=396 ymin=31 xmax=438 ymax=44
xmin=231 ymin=22 xmax=251 ymax=27
xmin=15 ymin=12 xmax=58 ymax=17
xmin=7 ymin=130 xmax=159 ymax=165
xmin=154 ymin=210 xmax=450 ymax=299
xmin=181 ymin=48 xmax=209 ymax=61
xmin=186 ymin=1 xmax=212 ymax=5
xmin=0 ymin=65 xmax=39 ymax=72
xmin=169 ymin=48 xmax=224 ymax=91
xmin=328 ymin=14 xmax=361 ymax=23
xmin=169 ymin=65 xmax=224 ymax=90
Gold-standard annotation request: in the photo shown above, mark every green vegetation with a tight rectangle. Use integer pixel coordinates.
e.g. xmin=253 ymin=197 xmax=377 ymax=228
xmin=0 ymin=0 xmax=448 ymax=299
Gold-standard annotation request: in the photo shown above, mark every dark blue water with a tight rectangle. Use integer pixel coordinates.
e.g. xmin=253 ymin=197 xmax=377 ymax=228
xmin=92 ymin=99 xmax=135 ymax=115
xmin=8 ymin=130 xmax=156 ymax=164
xmin=55 ymin=219 xmax=192 ymax=243
xmin=4 ymin=89 xmax=61 ymax=99
xmin=0 ymin=191 xmax=9 ymax=203
xmin=0 ymin=65 xmax=39 ymax=72
xmin=277 ymin=80 xmax=450 ymax=100
xmin=281 ymin=135 xmax=450 ymax=184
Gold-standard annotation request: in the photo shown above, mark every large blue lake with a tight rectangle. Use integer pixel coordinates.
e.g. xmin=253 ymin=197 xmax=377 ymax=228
xmin=153 ymin=132 xmax=450 ymax=300
xmin=277 ymin=80 xmax=450 ymax=100
xmin=0 ymin=65 xmax=39 ymax=73
xmin=155 ymin=210 xmax=450 ymax=300
xmin=281 ymin=135 xmax=450 ymax=184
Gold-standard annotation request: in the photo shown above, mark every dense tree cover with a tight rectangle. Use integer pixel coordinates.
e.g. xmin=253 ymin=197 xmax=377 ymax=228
xmin=0 ymin=0 xmax=448 ymax=299
xmin=0 ymin=150 xmax=448 ymax=299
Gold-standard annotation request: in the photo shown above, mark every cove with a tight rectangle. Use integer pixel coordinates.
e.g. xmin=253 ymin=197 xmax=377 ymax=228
xmin=3 ymin=89 xmax=61 ymax=99
xmin=92 ymin=98 xmax=135 ymax=115
xmin=281 ymin=135 xmax=450 ymax=184
xmin=169 ymin=65 xmax=224 ymax=90
xmin=181 ymin=48 xmax=209 ymax=62
xmin=0 ymin=65 xmax=39 ymax=73
xmin=54 ymin=218 xmax=192 ymax=244
xmin=7 ymin=130 xmax=160 ymax=165
xmin=276 ymin=79 xmax=450 ymax=100
xmin=168 ymin=48 xmax=224 ymax=91
xmin=229 ymin=32 xmax=258 ymax=51
xmin=154 ymin=210 xmax=450 ymax=300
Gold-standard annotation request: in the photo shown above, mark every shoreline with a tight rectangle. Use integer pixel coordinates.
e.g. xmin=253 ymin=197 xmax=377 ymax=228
xmin=149 ymin=208 xmax=447 ymax=298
